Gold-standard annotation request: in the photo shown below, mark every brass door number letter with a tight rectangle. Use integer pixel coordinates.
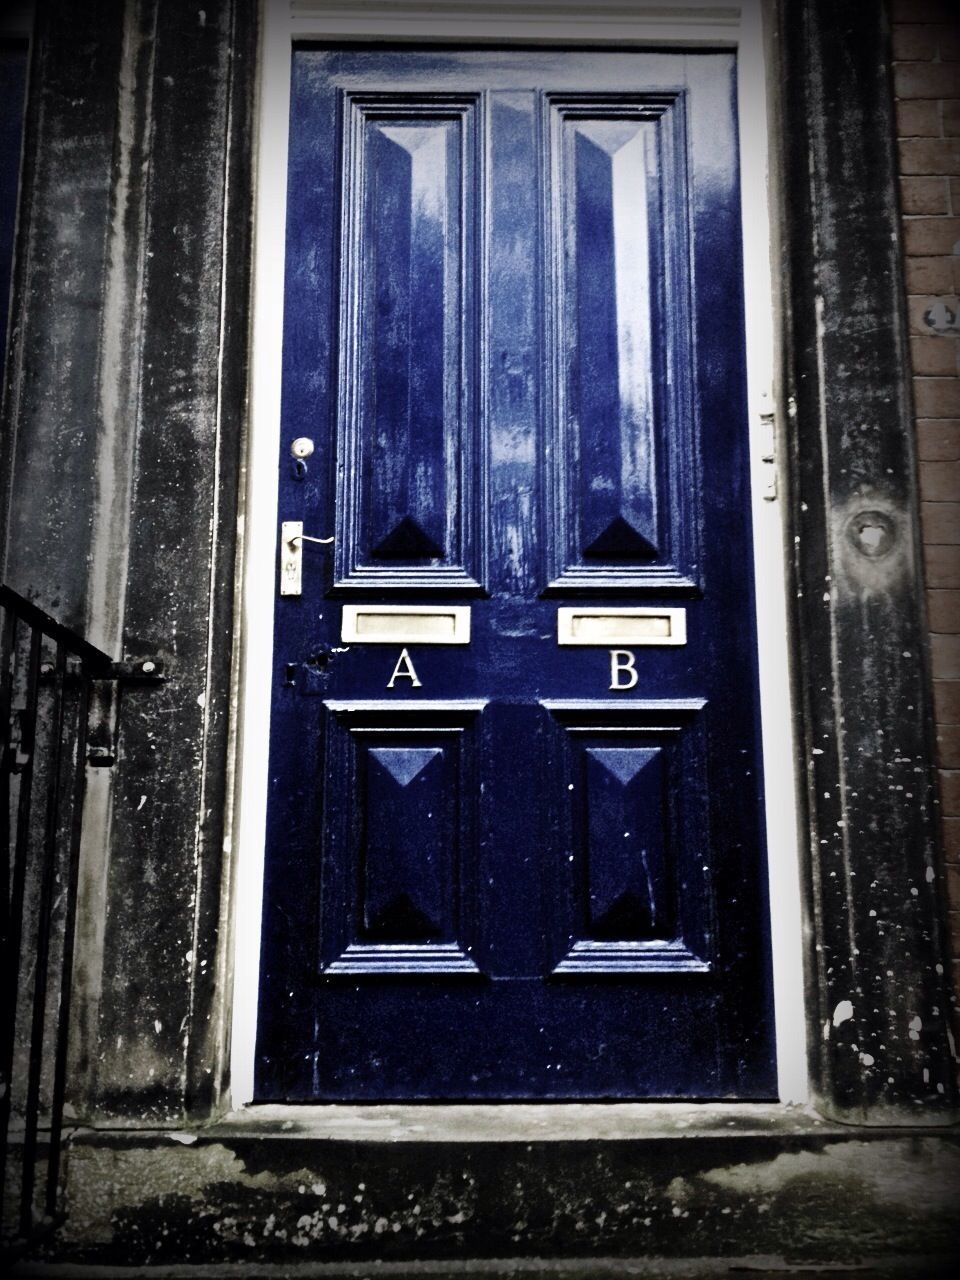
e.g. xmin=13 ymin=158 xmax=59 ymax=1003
xmin=609 ymin=650 xmax=639 ymax=690
xmin=387 ymin=648 xmax=422 ymax=688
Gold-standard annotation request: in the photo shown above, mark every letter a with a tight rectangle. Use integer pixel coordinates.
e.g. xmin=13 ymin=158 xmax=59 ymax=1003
xmin=609 ymin=649 xmax=638 ymax=691
xmin=387 ymin=647 xmax=422 ymax=689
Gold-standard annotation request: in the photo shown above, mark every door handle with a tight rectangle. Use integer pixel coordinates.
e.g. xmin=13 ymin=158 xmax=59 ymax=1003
xmin=279 ymin=520 xmax=333 ymax=596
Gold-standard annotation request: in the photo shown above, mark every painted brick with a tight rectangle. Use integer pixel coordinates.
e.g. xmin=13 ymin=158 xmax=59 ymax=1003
xmin=914 ymin=377 xmax=960 ymax=416
xmin=936 ymin=679 xmax=960 ymax=722
xmin=917 ymin=419 xmax=960 ymax=459
xmin=940 ymin=723 xmax=960 ymax=768
xmin=901 ymin=176 xmax=951 ymax=214
xmin=945 ymin=817 xmax=960 ymax=856
xmin=945 ymin=99 xmax=960 ymax=136
xmin=897 ymin=98 xmax=942 ymax=137
xmin=894 ymin=60 xmax=960 ymax=100
xmin=942 ymin=769 xmax=960 ymax=813
xmin=896 ymin=0 xmax=958 ymax=17
xmin=903 ymin=215 xmax=960 ymax=253
xmin=925 ymin=544 xmax=960 ymax=589
xmin=908 ymin=294 xmax=960 ymax=335
xmin=905 ymin=257 xmax=956 ymax=292
xmin=937 ymin=24 xmax=960 ymax=62
xmin=890 ymin=0 xmax=957 ymax=21
xmin=912 ymin=335 xmax=958 ymax=375
xmin=892 ymin=24 xmax=938 ymax=62
xmin=922 ymin=501 xmax=960 ymax=542
xmin=932 ymin=633 xmax=960 ymax=678
xmin=919 ymin=456 xmax=960 ymax=497
xmin=928 ymin=589 xmax=960 ymax=631
xmin=899 ymin=139 xmax=960 ymax=175
xmin=947 ymin=860 xmax=960 ymax=907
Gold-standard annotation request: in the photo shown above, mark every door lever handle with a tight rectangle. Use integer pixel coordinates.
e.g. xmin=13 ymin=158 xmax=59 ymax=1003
xmin=280 ymin=520 xmax=333 ymax=596
xmin=290 ymin=532 xmax=334 ymax=546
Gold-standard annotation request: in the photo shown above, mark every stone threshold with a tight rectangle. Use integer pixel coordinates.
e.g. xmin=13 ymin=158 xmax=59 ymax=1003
xmin=60 ymin=1101 xmax=959 ymax=1146
xmin=10 ymin=1252 xmax=960 ymax=1278
xmin=16 ymin=1105 xmax=958 ymax=1268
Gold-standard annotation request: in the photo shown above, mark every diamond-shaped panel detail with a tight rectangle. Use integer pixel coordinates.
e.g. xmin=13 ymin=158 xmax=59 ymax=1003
xmin=372 ymin=516 xmax=443 ymax=561
xmin=583 ymin=515 xmax=658 ymax=561
xmin=369 ymin=746 xmax=441 ymax=789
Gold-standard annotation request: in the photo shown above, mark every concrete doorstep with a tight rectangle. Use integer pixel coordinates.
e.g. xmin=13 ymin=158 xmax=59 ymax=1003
xmin=7 ymin=1252 xmax=960 ymax=1279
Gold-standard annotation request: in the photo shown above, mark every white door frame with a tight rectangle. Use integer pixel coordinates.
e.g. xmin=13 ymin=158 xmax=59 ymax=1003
xmin=229 ymin=0 xmax=807 ymax=1107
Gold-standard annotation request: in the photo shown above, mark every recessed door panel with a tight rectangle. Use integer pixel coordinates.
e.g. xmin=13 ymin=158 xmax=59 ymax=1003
xmin=543 ymin=701 xmax=711 ymax=974
xmin=319 ymin=702 xmax=482 ymax=975
xmin=335 ymin=95 xmax=481 ymax=590
xmin=544 ymin=95 xmax=698 ymax=591
xmin=259 ymin=49 xmax=775 ymax=1101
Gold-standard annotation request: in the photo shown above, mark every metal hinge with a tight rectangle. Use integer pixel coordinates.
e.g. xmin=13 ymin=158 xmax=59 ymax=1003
xmin=87 ymin=659 xmax=166 ymax=767
xmin=759 ymin=393 xmax=777 ymax=502
xmin=7 ymin=708 xmax=32 ymax=772
xmin=109 ymin=658 xmax=165 ymax=681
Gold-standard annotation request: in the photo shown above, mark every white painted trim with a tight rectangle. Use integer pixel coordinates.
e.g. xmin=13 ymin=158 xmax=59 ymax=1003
xmin=228 ymin=1 xmax=293 ymax=1109
xmin=288 ymin=1 xmax=739 ymax=45
xmin=230 ymin=0 xmax=808 ymax=1108
xmin=736 ymin=0 xmax=808 ymax=1104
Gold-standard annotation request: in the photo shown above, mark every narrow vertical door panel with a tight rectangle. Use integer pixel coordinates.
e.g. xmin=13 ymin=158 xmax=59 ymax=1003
xmin=336 ymin=96 xmax=481 ymax=589
xmin=545 ymin=94 xmax=698 ymax=591
xmin=258 ymin=50 xmax=776 ymax=1100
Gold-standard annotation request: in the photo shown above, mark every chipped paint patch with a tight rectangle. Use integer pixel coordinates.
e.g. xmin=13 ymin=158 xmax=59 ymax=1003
xmin=51 ymin=1130 xmax=960 ymax=1267
xmin=832 ymin=999 xmax=854 ymax=1027
xmin=701 ymin=1140 xmax=960 ymax=1215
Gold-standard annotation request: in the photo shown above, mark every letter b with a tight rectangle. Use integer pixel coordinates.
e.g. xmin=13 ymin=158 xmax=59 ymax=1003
xmin=609 ymin=649 xmax=638 ymax=691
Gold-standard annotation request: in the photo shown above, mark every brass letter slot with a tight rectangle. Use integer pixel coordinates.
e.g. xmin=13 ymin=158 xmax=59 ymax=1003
xmin=341 ymin=605 xmax=471 ymax=645
xmin=557 ymin=607 xmax=686 ymax=647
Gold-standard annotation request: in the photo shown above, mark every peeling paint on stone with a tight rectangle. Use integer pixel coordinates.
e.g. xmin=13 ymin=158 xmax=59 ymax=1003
xmin=832 ymin=1000 xmax=854 ymax=1028
xmin=37 ymin=1130 xmax=960 ymax=1266
xmin=701 ymin=1140 xmax=960 ymax=1216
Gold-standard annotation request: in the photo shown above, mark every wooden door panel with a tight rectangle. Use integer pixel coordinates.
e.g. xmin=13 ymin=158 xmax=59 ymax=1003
xmin=335 ymin=95 xmax=482 ymax=590
xmin=543 ymin=701 xmax=712 ymax=976
xmin=258 ymin=48 xmax=776 ymax=1101
xmin=319 ymin=702 xmax=483 ymax=975
xmin=544 ymin=94 xmax=698 ymax=592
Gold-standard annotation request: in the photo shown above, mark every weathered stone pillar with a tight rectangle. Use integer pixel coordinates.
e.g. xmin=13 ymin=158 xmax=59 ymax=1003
xmin=778 ymin=0 xmax=958 ymax=1121
xmin=1 ymin=0 xmax=257 ymax=1123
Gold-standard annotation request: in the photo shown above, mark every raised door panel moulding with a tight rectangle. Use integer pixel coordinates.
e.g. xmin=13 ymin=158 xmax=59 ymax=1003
xmin=319 ymin=700 xmax=484 ymax=976
xmin=334 ymin=91 xmax=484 ymax=591
xmin=543 ymin=93 xmax=699 ymax=593
xmin=541 ymin=699 xmax=713 ymax=975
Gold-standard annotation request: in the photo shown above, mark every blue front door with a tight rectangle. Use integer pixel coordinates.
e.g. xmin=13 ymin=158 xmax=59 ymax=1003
xmin=256 ymin=48 xmax=776 ymax=1100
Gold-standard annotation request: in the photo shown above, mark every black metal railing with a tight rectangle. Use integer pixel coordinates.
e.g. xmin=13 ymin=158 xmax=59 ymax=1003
xmin=0 ymin=584 xmax=112 ymax=1247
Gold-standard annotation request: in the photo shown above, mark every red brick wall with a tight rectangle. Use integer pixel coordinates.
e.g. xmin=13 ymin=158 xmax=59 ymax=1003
xmin=890 ymin=0 xmax=960 ymax=998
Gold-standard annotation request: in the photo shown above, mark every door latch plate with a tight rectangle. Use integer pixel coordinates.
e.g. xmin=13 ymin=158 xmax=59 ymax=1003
xmin=280 ymin=521 xmax=304 ymax=596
